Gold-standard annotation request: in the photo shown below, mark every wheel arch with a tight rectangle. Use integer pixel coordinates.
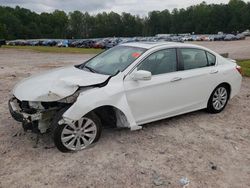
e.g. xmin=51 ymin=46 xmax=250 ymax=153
xmin=61 ymin=84 xmax=139 ymax=130
xmin=62 ymin=99 xmax=134 ymax=129
xmin=207 ymin=82 xmax=231 ymax=109
xmin=88 ymin=105 xmax=130 ymax=128
xmin=216 ymin=82 xmax=231 ymax=97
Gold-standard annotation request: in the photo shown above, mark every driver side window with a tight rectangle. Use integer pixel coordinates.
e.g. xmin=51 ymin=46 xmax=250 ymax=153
xmin=137 ymin=49 xmax=177 ymax=75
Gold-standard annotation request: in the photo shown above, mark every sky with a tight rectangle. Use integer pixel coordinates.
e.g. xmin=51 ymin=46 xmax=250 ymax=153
xmin=0 ymin=0 xmax=245 ymax=16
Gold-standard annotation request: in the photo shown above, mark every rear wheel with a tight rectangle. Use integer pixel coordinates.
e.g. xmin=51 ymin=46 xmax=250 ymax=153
xmin=207 ymin=85 xmax=229 ymax=113
xmin=52 ymin=109 xmax=102 ymax=152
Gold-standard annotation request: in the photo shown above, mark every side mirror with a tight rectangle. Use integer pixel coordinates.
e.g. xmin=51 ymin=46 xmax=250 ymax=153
xmin=132 ymin=70 xmax=152 ymax=81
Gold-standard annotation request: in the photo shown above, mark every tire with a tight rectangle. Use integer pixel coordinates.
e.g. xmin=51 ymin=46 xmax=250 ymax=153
xmin=22 ymin=122 xmax=33 ymax=132
xmin=51 ymin=107 xmax=102 ymax=152
xmin=207 ymin=84 xmax=230 ymax=114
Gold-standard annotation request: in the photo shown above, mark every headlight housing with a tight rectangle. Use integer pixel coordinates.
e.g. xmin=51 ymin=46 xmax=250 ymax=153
xmin=58 ymin=87 xmax=93 ymax=103
xmin=28 ymin=101 xmax=44 ymax=110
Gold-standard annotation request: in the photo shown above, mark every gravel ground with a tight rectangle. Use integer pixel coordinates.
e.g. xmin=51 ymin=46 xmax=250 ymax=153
xmin=0 ymin=41 xmax=250 ymax=188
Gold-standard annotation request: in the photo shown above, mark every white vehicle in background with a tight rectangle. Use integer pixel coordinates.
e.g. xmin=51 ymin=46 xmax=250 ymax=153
xmin=9 ymin=42 xmax=242 ymax=152
xmin=242 ymin=29 xmax=250 ymax=36
xmin=57 ymin=40 xmax=69 ymax=47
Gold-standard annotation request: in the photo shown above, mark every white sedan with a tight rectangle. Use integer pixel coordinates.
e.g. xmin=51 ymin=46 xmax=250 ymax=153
xmin=9 ymin=42 xmax=242 ymax=152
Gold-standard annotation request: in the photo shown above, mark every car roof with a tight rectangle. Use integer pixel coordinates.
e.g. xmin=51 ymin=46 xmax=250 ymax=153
xmin=120 ymin=42 xmax=205 ymax=50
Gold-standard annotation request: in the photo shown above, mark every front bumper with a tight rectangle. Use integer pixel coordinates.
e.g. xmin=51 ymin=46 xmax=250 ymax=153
xmin=8 ymin=97 xmax=42 ymax=123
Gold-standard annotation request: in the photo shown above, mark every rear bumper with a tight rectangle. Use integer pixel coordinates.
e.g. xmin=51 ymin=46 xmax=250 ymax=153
xmin=8 ymin=98 xmax=42 ymax=123
xmin=230 ymin=73 xmax=242 ymax=99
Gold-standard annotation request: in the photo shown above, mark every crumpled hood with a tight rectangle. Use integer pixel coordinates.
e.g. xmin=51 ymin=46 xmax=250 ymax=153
xmin=13 ymin=66 xmax=109 ymax=102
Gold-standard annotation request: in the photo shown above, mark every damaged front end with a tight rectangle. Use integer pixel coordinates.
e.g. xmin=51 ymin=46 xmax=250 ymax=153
xmin=9 ymin=97 xmax=68 ymax=133
xmin=8 ymin=65 xmax=111 ymax=133
xmin=8 ymin=86 xmax=93 ymax=133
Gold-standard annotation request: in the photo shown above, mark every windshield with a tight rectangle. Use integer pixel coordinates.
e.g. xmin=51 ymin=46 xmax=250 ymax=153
xmin=80 ymin=46 xmax=146 ymax=75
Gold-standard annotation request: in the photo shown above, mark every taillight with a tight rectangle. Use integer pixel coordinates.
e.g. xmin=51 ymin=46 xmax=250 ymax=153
xmin=236 ymin=65 xmax=242 ymax=75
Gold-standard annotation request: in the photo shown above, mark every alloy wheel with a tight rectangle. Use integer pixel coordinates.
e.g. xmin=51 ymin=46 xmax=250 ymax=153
xmin=212 ymin=87 xmax=228 ymax=110
xmin=61 ymin=117 xmax=97 ymax=151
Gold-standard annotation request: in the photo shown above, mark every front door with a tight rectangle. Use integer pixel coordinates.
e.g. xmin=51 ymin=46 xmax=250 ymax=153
xmin=124 ymin=48 xmax=183 ymax=124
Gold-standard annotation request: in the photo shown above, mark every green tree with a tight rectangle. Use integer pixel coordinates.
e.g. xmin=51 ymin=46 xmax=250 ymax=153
xmin=0 ymin=23 xmax=7 ymax=38
xmin=51 ymin=10 xmax=68 ymax=38
xmin=0 ymin=0 xmax=250 ymax=40
xmin=68 ymin=11 xmax=85 ymax=38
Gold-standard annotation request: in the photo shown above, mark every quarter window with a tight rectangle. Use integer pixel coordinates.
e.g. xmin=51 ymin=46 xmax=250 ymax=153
xmin=180 ymin=48 xmax=211 ymax=70
xmin=206 ymin=52 xmax=216 ymax=66
xmin=137 ymin=49 xmax=177 ymax=75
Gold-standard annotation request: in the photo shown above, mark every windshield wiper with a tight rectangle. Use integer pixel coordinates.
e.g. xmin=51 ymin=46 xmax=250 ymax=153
xmin=84 ymin=65 xmax=97 ymax=73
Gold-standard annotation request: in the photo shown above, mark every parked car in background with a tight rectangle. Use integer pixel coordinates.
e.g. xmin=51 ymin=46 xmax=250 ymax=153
xmin=214 ymin=34 xmax=226 ymax=41
xmin=0 ymin=39 xmax=6 ymax=47
xmin=5 ymin=30 xmax=248 ymax=49
xmin=26 ymin=40 xmax=39 ymax=46
xmin=7 ymin=40 xmax=28 ymax=46
xmin=182 ymin=35 xmax=193 ymax=41
xmin=224 ymin=34 xmax=237 ymax=41
xmin=92 ymin=40 xmax=106 ymax=49
xmin=80 ymin=40 xmax=93 ymax=48
xmin=57 ymin=40 xmax=69 ymax=47
xmin=9 ymin=42 xmax=242 ymax=152
xmin=242 ymin=29 xmax=250 ymax=36
xmin=42 ymin=40 xmax=57 ymax=46
xmin=208 ymin=35 xmax=215 ymax=41
xmin=236 ymin=33 xmax=245 ymax=40
xmin=170 ymin=36 xmax=183 ymax=42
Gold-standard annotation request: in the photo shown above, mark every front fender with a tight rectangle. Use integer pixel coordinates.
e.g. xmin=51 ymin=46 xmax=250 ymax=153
xmin=62 ymin=85 xmax=140 ymax=130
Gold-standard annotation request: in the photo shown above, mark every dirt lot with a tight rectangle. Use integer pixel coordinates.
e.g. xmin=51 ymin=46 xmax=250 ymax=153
xmin=0 ymin=40 xmax=250 ymax=188
xmin=189 ymin=37 xmax=250 ymax=60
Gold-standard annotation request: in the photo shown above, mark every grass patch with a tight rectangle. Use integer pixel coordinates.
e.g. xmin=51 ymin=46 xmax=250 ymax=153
xmin=237 ymin=60 xmax=250 ymax=77
xmin=2 ymin=45 xmax=103 ymax=54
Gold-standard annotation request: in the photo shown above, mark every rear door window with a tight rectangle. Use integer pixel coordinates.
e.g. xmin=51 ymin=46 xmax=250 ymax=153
xmin=179 ymin=48 xmax=210 ymax=70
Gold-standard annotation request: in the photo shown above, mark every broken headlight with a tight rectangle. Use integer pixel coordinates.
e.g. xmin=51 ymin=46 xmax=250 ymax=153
xmin=58 ymin=87 xmax=92 ymax=103
xmin=28 ymin=101 xmax=44 ymax=110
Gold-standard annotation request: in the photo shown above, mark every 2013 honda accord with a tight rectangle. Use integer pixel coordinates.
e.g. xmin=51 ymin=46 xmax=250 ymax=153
xmin=9 ymin=42 xmax=242 ymax=152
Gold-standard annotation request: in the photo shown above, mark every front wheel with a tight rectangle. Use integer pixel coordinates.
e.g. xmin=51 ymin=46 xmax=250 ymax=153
xmin=52 ymin=111 xmax=102 ymax=152
xmin=207 ymin=85 xmax=230 ymax=113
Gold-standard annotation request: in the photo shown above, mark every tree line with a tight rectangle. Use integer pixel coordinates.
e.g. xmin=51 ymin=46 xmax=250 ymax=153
xmin=0 ymin=0 xmax=250 ymax=40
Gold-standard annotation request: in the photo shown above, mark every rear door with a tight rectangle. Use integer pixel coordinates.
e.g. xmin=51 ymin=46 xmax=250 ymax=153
xmin=173 ymin=48 xmax=219 ymax=110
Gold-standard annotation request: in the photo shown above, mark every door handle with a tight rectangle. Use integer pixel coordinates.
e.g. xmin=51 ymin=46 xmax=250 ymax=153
xmin=170 ymin=77 xmax=182 ymax=82
xmin=210 ymin=70 xmax=218 ymax=74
